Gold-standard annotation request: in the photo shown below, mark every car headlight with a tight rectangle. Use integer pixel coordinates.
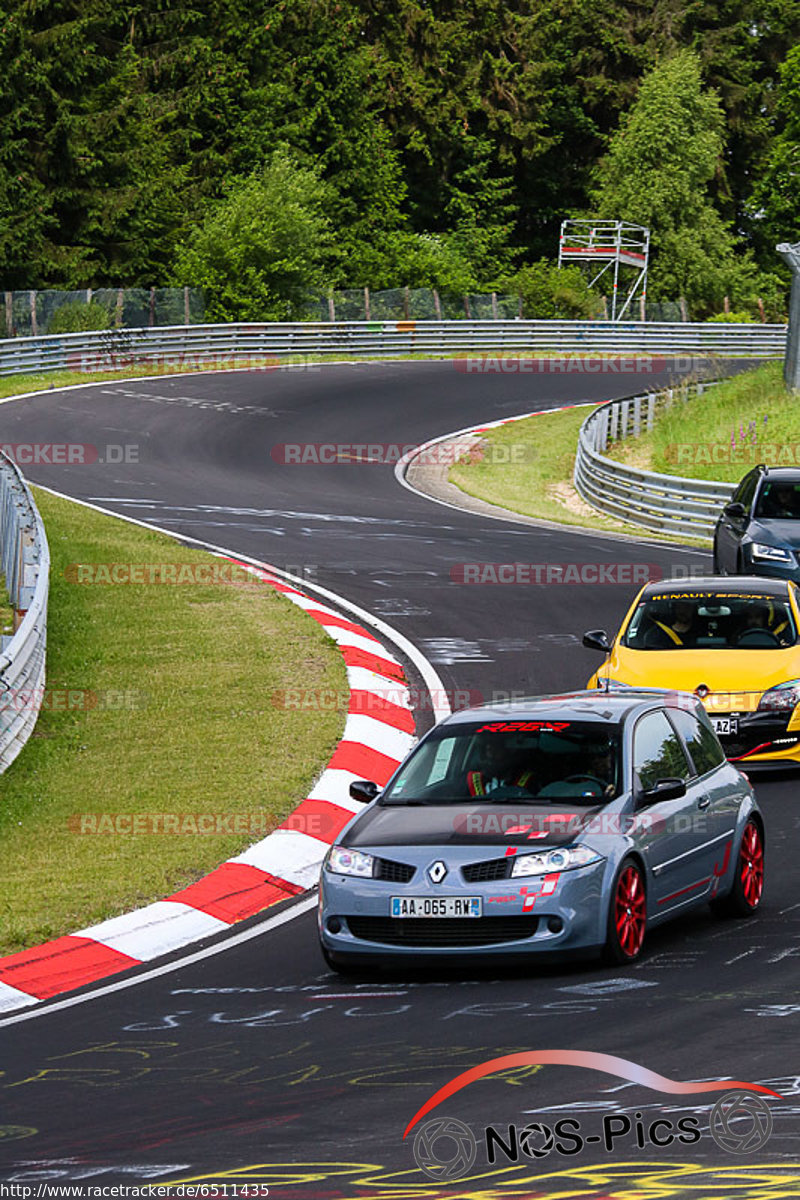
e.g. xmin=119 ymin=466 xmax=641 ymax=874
xmin=758 ymin=680 xmax=800 ymax=713
xmin=511 ymin=845 xmax=603 ymax=877
xmin=325 ymin=845 xmax=375 ymax=877
xmin=751 ymin=543 xmax=794 ymax=563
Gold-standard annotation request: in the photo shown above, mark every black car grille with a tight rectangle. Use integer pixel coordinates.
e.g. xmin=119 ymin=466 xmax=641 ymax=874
xmin=717 ymin=714 xmax=797 ymax=761
xmin=347 ymin=916 xmax=538 ymax=946
xmin=374 ymin=857 xmax=416 ymax=884
xmin=462 ymin=858 xmax=511 ymax=883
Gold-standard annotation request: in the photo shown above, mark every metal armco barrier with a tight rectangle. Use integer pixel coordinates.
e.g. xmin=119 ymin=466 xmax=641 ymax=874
xmin=0 ymin=319 xmax=787 ymax=375
xmin=574 ymin=381 xmax=735 ymax=540
xmin=0 ymin=451 xmax=49 ymax=771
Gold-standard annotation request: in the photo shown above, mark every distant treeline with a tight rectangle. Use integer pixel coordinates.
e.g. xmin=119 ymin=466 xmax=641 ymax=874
xmin=1 ymin=2 xmax=798 ymax=320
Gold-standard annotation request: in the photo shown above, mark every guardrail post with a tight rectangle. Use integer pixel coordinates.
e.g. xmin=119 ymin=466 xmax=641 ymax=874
xmin=633 ymin=394 xmax=642 ymax=436
xmin=620 ymin=399 xmax=629 ymax=439
xmin=609 ymin=402 xmax=619 ymax=442
xmin=647 ymin=392 xmax=656 ymax=431
xmin=777 ymin=242 xmax=800 ymax=390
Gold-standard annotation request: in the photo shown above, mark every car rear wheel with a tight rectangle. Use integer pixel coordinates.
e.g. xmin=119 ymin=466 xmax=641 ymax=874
xmin=710 ymin=820 xmax=764 ymax=918
xmin=604 ymin=858 xmax=647 ymax=964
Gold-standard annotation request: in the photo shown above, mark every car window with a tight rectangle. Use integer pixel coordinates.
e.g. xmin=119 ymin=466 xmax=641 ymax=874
xmin=668 ymin=708 xmax=726 ymax=776
xmin=381 ymin=719 xmax=622 ymax=804
xmin=734 ymin=470 xmax=760 ymax=510
xmin=754 ymin=478 xmax=800 ymax=520
xmin=633 ymin=710 xmax=692 ymax=791
xmin=622 ymin=590 xmax=797 ymax=649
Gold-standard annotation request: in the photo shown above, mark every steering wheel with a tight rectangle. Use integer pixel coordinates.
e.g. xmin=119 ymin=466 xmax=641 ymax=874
xmin=563 ymin=774 xmax=607 ymax=793
xmin=736 ymin=628 xmax=781 ymax=648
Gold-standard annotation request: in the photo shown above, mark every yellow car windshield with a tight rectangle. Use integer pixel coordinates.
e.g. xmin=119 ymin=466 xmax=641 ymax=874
xmin=623 ymin=592 xmax=797 ymax=651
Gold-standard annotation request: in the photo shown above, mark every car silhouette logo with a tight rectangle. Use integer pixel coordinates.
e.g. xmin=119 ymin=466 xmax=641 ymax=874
xmin=428 ymin=861 xmax=448 ymax=884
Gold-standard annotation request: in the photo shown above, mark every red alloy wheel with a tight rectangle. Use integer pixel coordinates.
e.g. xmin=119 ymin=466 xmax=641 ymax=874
xmin=615 ymin=864 xmax=646 ymax=959
xmin=739 ymin=821 xmax=764 ymax=909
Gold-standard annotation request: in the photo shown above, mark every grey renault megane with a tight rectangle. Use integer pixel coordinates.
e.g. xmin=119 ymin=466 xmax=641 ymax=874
xmin=318 ymin=692 xmax=764 ymax=971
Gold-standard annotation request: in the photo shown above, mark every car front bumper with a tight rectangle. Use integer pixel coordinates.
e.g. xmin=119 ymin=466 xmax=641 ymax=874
xmin=318 ymin=850 xmax=608 ymax=962
xmin=715 ymin=709 xmax=800 ymax=763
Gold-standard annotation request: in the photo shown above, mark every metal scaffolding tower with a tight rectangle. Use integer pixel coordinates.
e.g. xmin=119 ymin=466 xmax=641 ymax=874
xmin=558 ymin=220 xmax=650 ymax=320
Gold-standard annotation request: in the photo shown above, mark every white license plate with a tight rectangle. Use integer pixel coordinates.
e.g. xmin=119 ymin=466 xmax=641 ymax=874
xmin=712 ymin=717 xmax=738 ymax=736
xmin=391 ymin=896 xmax=482 ymax=918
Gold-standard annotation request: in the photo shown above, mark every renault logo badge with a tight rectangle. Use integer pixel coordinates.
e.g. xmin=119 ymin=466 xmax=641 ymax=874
xmin=428 ymin=861 xmax=448 ymax=884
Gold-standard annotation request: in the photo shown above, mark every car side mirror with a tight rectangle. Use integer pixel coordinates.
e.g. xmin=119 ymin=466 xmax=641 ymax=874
xmin=638 ymin=777 xmax=687 ymax=805
xmin=723 ymin=501 xmax=746 ymax=519
xmin=349 ymin=779 xmax=380 ymax=803
xmin=583 ymin=629 xmax=612 ymax=653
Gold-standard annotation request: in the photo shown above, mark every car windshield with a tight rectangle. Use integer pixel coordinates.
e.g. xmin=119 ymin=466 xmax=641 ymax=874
xmin=623 ymin=591 xmax=797 ymax=650
xmin=755 ymin=479 xmax=800 ymax=520
xmin=381 ymin=719 xmax=622 ymax=804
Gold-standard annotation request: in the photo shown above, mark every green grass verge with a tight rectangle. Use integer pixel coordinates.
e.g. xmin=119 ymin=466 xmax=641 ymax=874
xmin=0 ymin=490 xmax=346 ymax=956
xmin=447 ymin=405 xmax=702 ymax=541
xmin=603 ymin=361 xmax=793 ymax=483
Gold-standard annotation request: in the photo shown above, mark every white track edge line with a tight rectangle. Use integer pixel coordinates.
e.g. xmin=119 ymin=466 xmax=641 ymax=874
xmin=32 ymin=483 xmax=452 ymax=722
xmin=394 ymin=404 xmax=711 ymax=556
xmin=0 ymin=894 xmax=319 ymax=1028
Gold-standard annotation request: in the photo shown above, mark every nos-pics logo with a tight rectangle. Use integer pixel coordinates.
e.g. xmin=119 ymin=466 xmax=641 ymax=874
xmin=406 ymin=1049 xmax=779 ymax=1182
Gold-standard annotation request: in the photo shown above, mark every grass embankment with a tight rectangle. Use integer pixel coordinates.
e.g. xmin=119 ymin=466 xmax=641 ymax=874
xmin=0 ymin=490 xmax=346 ymax=955
xmin=602 ymin=361 xmax=792 ymax=483
xmin=448 ymin=404 xmax=688 ymax=539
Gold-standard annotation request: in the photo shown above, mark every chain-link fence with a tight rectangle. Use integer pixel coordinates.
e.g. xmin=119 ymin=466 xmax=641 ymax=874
xmin=302 ymin=288 xmax=524 ymax=322
xmin=1 ymin=285 xmax=741 ymax=334
xmin=1 ymin=288 xmax=205 ymax=337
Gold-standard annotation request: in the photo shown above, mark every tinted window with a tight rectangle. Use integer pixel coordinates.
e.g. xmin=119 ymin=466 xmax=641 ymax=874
xmin=754 ymin=478 xmax=800 ymax=520
xmin=381 ymin=720 xmax=622 ymax=804
xmin=669 ymin=708 xmax=726 ymax=775
xmin=622 ymin=590 xmax=797 ymax=649
xmin=633 ymin=711 xmax=692 ymax=791
xmin=734 ymin=470 xmax=760 ymax=510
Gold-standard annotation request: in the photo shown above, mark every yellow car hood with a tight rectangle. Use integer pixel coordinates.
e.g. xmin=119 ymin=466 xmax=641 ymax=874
xmin=595 ymin=647 xmax=800 ymax=711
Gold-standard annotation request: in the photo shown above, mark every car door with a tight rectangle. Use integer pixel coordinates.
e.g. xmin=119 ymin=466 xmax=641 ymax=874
xmin=667 ymin=706 xmax=740 ymax=883
xmin=716 ymin=469 xmax=758 ymax=572
xmin=630 ymin=709 xmax=714 ymax=914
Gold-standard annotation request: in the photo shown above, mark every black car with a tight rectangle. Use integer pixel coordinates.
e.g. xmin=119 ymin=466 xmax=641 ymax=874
xmin=714 ymin=465 xmax=800 ymax=583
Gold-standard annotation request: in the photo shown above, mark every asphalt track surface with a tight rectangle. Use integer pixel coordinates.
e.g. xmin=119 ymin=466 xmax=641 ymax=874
xmin=0 ymin=359 xmax=797 ymax=1198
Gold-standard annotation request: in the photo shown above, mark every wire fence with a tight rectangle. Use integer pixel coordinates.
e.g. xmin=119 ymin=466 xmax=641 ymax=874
xmin=2 ymin=287 xmax=754 ymax=336
xmin=2 ymin=288 xmax=206 ymax=338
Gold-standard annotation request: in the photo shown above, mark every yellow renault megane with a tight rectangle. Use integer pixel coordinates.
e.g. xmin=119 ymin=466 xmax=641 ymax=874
xmin=583 ymin=577 xmax=800 ymax=765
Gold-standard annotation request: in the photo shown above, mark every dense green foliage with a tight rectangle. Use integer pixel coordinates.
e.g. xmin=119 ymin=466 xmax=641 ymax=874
xmin=1 ymin=1 xmax=798 ymax=316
